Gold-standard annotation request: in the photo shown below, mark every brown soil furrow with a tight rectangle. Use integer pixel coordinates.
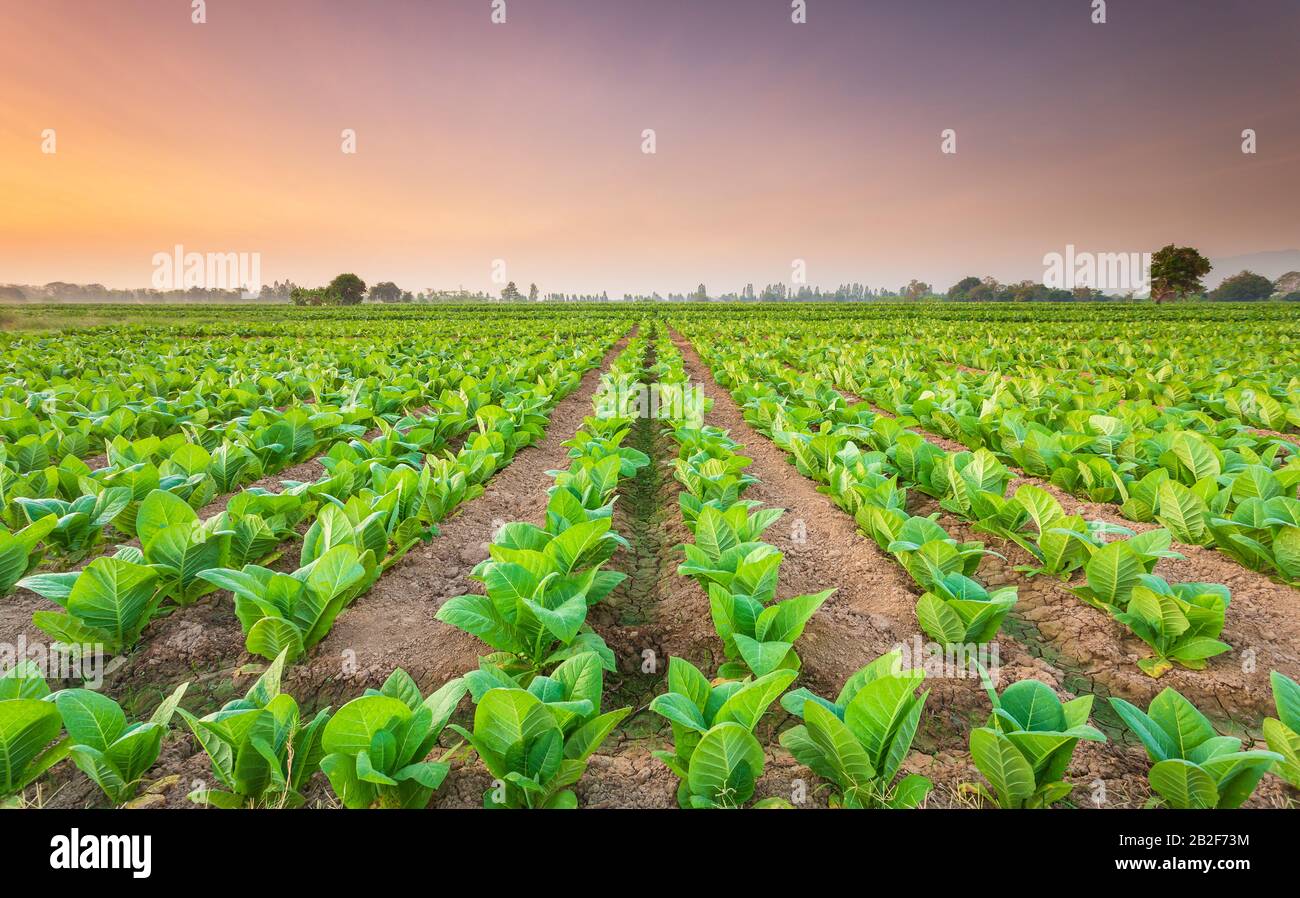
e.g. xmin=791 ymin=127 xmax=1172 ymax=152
xmin=577 ymin=368 xmax=708 ymax=808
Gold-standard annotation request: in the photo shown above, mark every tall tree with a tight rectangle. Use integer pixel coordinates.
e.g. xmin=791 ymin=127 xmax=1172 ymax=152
xmin=368 ymin=281 xmax=403 ymax=303
xmin=902 ymin=279 xmax=931 ymax=301
xmin=947 ymin=276 xmax=982 ymax=301
xmin=328 ymin=273 xmax=367 ymax=306
xmin=1150 ymin=245 xmax=1211 ymax=303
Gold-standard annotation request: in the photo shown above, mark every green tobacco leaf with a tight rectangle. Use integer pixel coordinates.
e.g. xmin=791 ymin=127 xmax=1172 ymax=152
xmin=970 ymin=727 xmax=1034 ymax=807
xmin=1148 ymin=759 xmax=1218 ymax=809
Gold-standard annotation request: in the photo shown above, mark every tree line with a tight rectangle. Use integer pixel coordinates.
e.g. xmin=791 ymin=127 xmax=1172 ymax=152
xmin=5 ymin=249 xmax=1298 ymax=306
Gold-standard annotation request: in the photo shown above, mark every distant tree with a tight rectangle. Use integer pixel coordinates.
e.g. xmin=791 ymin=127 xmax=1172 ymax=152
xmin=1002 ymin=280 xmax=1040 ymax=302
xmin=1209 ymin=270 xmax=1275 ymax=302
xmin=1071 ymin=286 xmax=1108 ymax=301
xmin=368 ymin=281 xmax=403 ymax=303
xmin=328 ymin=273 xmax=367 ymax=306
xmin=692 ymin=283 xmax=708 ymax=301
xmin=1281 ymin=292 xmax=1300 ymax=302
xmin=947 ymin=276 xmax=982 ymax=301
xmin=501 ymin=281 xmax=522 ymax=301
xmin=528 ymin=283 xmax=539 ymax=302
xmin=1150 ymin=245 xmax=1211 ymax=303
xmin=1274 ymin=271 xmax=1300 ymax=295
xmin=290 ymin=287 xmax=330 ymax=306
xmin=902 ymin=280 xmax=931 ymax=301
xmin=260 ymin=280 xmax=298 ymax=302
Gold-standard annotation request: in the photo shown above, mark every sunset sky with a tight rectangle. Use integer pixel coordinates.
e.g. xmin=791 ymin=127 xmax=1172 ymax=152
xmin=2 ymin=0 xmax=1298 ymax=295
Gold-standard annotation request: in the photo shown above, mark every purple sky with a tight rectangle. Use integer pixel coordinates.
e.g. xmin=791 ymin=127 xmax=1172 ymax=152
xmin=2 ymin=0 xmax=1297 ymax=294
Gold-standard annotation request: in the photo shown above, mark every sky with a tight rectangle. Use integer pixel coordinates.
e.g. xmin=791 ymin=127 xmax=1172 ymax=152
xmin=1 ymin=0 xmax=1298 ymax=295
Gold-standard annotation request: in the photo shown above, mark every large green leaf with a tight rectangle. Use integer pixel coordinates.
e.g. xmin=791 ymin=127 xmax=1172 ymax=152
xmin=686 ymin=722 xmax=765 ymax=808
xmin=1148 ymin=758 xmax=1218 ymax=809
xmin=969 ymin=727 xmax=1034 ymax=807
xmin=1147 ymin=688 xmax=1215 ymax=758
xmin=53 ymin=689 xmax=127 ymax=753
xmin=322 ymin=695 xmax=410 ymax=757
xmin=63 ymin=556 xmax=161 ymax=651
xmin=135 ymin=489 xmax=198 ymax=547
xmin=0 ymin=699 xmax=65 ymax=796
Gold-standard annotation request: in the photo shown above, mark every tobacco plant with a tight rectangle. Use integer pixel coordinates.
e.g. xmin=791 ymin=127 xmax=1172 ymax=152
xmin=320 ymin=669 xmax=467 ymax=809
xmin=0 ymin=663 xmax=70 ymax=803
xmin=965 ymin=678 xmax=1105 ymax=808
xmin=1264 ymin=671 xmax=1300 ymax=790
xmin=437 ymin=517 xmax=625 ymax=679
xmin=14 ymin=488 xmax=131 ymax=560
xmin=199 ymin=544 xmax=372 ymax=663
xmin=1110 ymin=688 xmax=1281 ymax=808
xmin=449 ymin=670 xmax=629 ymax=809
xmin=179 ymin=650 xmax=329 ymax=807
xmin=649 ymin=657 xmax=795 ymax=808
xmin=1071 ymin=536 xmax=1231 ymax=677
xmin=779 ymin=651 xmax=932 ymax=808
xmin=136 ymin=489 xmax=233 ymax=605
xmin=54 ymin=682 xmax=188 ymax=804
xmin=0 ymin=515 xmax=57 ymax=596
xmin=21 ymin=552 xmax=164 ymax=655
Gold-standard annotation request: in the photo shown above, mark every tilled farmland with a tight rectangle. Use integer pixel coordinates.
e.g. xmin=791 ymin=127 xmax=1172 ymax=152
xmin=2 ymin=303 xmax=1298 ymax=811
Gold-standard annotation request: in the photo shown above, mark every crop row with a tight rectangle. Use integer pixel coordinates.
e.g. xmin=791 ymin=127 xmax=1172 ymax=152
xmin=0 ymin=334 xmax=615 ymax=595
xmin=663 ymin=326 xmax=1299 ymax=807
xmin=9 ymin=338 xmax=611 ymax=661
xmin=681 ymin=320 xmax=1300 ymax=584
xmin=786 ymin=340 xmax=1300 ymax=583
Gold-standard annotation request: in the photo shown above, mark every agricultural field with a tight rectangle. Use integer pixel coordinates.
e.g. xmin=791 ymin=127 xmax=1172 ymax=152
xmin=2 ymin=302 xmax=1299 ymax=812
